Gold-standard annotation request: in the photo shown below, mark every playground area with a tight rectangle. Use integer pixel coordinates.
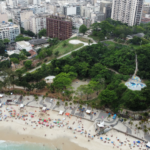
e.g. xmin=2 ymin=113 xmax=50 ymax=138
xmin=125 ymin=76 xmax=146 ymax=91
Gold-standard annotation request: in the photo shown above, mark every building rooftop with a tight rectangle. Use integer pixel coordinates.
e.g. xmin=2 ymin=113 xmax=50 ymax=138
xmin=28 ymin=39 xmax=48 ymax=46
xmin=47 ymin=15 xmax=72 ymax=22
xmin=0 ymin=22 xmax=19 ymax=29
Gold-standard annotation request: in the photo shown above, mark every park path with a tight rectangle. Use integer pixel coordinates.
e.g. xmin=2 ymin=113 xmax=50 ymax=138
xmin=22 ymin=37 xmax=121 ymax=76
xmin=133 ymin=54 xmax=138 ymax=76
xmin=23 ymin=41 xmax=90 ymax=75
xmin=107 ymin=68 xmax=119 ymax=74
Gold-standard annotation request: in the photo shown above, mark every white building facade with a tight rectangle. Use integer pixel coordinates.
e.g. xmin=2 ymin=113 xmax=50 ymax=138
xmin=111 ymin=0 xmax=144 ymax=26
xmin=28 ymin=13 xmax=49 ymax=34
xmin=0 ymin=22 xmax=20 ymax=43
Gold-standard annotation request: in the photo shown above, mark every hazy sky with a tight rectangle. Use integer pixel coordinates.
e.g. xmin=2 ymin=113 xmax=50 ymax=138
xmin=145 ymin=0 xmax=150 ymax=3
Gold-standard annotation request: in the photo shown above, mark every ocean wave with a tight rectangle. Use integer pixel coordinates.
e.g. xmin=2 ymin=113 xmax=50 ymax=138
xmin=0 ymin=140 xmax=5 ymax=144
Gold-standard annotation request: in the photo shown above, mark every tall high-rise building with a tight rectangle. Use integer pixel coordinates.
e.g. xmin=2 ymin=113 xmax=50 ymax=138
xmin=46 ymin=15 xmax=72 ymax=40
xmin=111 ymin=0 xmax=144 ymax=26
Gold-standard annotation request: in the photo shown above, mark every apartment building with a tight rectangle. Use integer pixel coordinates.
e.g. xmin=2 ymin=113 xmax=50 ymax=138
xmin=29 ymin=5 xmax=46 ymax=14
xmin=0 ymin=21 xmax=20 ymax=43
xmin=142 ymin=3 xmax=150 ymax=17
xmin=0 ymin=13 xmax=8 ymax=22
xmin=46 ymin=15 xmax=72 ymax=40
xmin=63 ymin=5 xmax=81 ymax=16
xmin=111 ymin=0 xmax=144 ymax=26
xmin=29 ymin=13 xmax=49 ymax=34
xmin=0 ymin=2 xmax=7 ymax=13
xmin=20 ymin=10 xmax=34 ymax=30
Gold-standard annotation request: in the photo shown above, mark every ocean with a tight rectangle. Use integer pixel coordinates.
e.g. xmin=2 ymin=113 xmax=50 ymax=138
xmin=0 ymin=140 xmax=57 ymax=150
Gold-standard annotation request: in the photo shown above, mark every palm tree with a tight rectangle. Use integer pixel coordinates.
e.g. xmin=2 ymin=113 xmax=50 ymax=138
xmin=27 ymin=91 xmax=30 ymax=98
xmin=56 ymin=101 xmax=60 ymax=106
xmin=73 ymin=100 xmax=76 ymax=105
xmin=70 ymin=102 xmax=72 ymax=106
xmin=123 ymin=118 xmax=127 ymax=124
xmin=35 ymin=95 xmax=39 ymax=104
xmin=137 ymin=127 xmax=141 ymax=133
xmin=88 ymin=39 xmax=91 ymax=46
xmin=144 ymin=129 xmax=148 ymax=134
xmin=139 ymin=121 xmax=142 ymax=127
xmin=65 ymin=102 xmax=68 ymax=107
xmin=135 ymin=124 xmax=138 ymax=129
xmin=107 ymin=114 xmax=111 ymax=121
xmin=148 ymin=128 xmax=150 ymax=135
xmin=130 ymin=121 xmax=133 ymax=128
xmin=45 ymin=92 xmax=48 ymax=97
xmin=79 ymin=104 xmax=82 ymax=109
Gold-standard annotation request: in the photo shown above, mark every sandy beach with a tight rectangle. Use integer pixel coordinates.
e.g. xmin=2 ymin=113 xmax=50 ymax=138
xmin=0 ymin=105 xmax=147 ymax=150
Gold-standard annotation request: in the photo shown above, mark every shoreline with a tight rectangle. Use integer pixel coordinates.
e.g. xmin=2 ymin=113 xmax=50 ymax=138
xmin=0 ymin=125 xmax=87 ymax=150
xmin=0 ymin=105 xmax=147 ymax=150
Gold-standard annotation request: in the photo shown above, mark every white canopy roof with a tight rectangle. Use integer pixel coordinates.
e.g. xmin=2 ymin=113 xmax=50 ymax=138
xmin=42 ymin=107 xmax=47 ymax=111
xmin=20 ymin=104 xmax=24 ymax=108
xmin=97 ymin=121 xmax=104 ymax=128
xmin=0 ymin=104 xmax=2 ymax=106
xmin=146 ymin=142 xmax=150 ymax=147
xmin=0 ymin=94 xmax=3 ymax=98
xmin=44 ymin=76 xmax=55 ymax=83
xmin=86 ymin=110 xmax=91 ymax=113
xmin=59 ymin=110 xmax=64 ymax=115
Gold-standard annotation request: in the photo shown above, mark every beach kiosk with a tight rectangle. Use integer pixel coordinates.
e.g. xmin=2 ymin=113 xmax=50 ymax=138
xmin=20 ymin=104 xmax=24 ymax=109
xmin=146 ymin=142 xmax=150 ymax=148
xmin=97 ymin=121 xmax=104 ymax=128
xmin=0 ymin=94 xmax=3 ymax=98
xmin=59 ymin=110 xmax=64 ymax=115
xmin=86 ymin=110 xmax=91 ymax=114
xmin=42 ymin=107 xmax=47 ymax=111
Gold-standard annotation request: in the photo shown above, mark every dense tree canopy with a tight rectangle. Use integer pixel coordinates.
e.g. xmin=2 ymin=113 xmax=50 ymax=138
xmin=38 ymin=29 xmax=46 ymax=38
xmin=15 ymin=35 xmax=31 ymax=42
xmin=91 ymin=18 xmax=145 ymax=41
xmin=79 ymin=24 xmax=87 ymax=34
xmin=0 ymin=40 xmax=6 ymax=55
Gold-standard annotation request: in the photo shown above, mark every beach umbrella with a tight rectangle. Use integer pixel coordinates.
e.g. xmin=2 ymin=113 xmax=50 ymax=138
xmin=63 ymin=118 xmax=65 ymax=120
xmin=65 ymin=112 xmax=70 ymax=116
xmin=74 ymin=128 xmax=76 ymax=130
xmin=111 ymin=141 xmax=113 ymax=143
xmin=53 ymin=121 xmax=56 ymax=123
xmin=100 ymin=137 xmax=103 ymax=140
xmin=57 ymin=121 xmax=59 ymax=124
xmin=119 ymin=143 xmax=121 ymax=146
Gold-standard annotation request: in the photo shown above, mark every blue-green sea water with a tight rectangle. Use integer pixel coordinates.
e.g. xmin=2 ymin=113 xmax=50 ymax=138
xmin=0 ymin=141 xmax=56 ymax=150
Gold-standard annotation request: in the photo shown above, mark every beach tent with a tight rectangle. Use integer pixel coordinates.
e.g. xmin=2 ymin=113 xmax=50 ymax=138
xmin=20 ymin=104 xmax=24 ymax=108
xmin=86 ymin=110 xmax=91 ymax=114
xmin=97 ymin=121 xmax=104 ymax=128
xmin=59 ymin=110 xmax=64 ymax=115
xmin=146 ymin=142 xmax=150 ymax=148
xmin=0 ymin=94 xmax=3 ymax=98
xmin=42 ymin=107 xmax=47 ymax=111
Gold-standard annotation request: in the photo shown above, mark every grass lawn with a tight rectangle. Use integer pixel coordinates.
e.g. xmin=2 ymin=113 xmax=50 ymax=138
xmin=83 ymin=97 xmax=100 ymax=107
xmin=71 ymin=36 xmax=93 ymax=43
xmin=88 ymin=35 xmax=99 ymax=42
xmin=103 ymin=41 xmax=116 ymax=46
xmin=52 ymin=38 xmax=84 ymax=56
xmin=103 ymin=40 xmax=150 ymax=50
